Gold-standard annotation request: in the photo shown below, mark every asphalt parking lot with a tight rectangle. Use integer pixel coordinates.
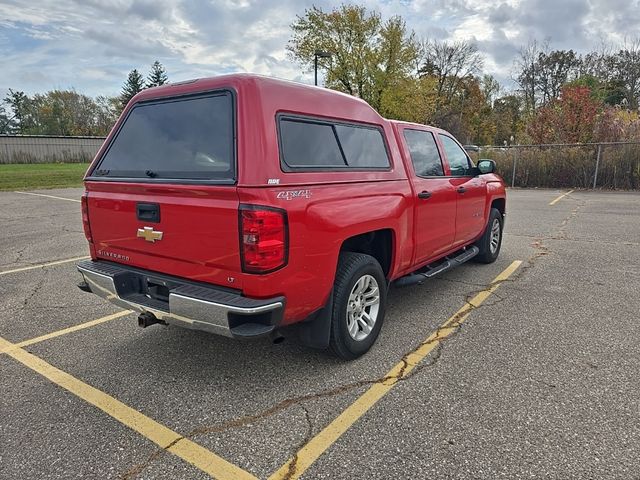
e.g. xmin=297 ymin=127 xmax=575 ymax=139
xmin=1 ymin=187 xmax=639 ymax=479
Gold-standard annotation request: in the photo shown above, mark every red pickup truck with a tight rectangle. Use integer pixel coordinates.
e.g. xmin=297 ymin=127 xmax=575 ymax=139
xmin=77 ymin=74 xmax=506 ymax=359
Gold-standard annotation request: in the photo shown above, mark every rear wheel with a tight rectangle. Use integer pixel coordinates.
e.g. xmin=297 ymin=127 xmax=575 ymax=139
xmin=329 ymin=252 xmax=387 ymax=360
xmin=475 ymin=208 xmax=503 ymax=264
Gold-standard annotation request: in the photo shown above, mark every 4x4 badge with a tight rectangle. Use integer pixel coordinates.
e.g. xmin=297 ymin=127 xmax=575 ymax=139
xmin=137 ymin=226 xmax=163 ymax=243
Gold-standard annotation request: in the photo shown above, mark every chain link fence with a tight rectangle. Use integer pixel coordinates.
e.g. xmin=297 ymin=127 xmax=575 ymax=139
xmin=2 ymin=135 xmax=640 ymax=190
xmin=474 ymin=142 xmax=640 ymax=190
xmin=0 ymin=135 xmax=106 ymax=164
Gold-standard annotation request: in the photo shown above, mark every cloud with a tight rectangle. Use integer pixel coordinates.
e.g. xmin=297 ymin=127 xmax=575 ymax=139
xmin=0 ymin=0 xmax=638 ymax=98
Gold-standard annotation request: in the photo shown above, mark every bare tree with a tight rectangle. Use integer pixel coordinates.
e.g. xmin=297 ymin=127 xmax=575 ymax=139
xmin=580 ymin=39 xmax=614 ymax=80
xmin=615 ymin=38 xmax=640 ymax=109
xmin=513 ymin=39 xmax=547 ymax=111
xmin=419 ymin=39 xmax=483 ymax=105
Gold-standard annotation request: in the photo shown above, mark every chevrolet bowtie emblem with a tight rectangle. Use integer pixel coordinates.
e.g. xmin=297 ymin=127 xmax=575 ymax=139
xmin=137 ymin=226 xmax=163 ymax=243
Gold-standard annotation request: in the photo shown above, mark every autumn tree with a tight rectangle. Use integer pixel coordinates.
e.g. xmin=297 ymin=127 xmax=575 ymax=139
xmin=527 ymin=85 xmax=602 ymax=143
xmin=481 ymin=74 xmax=501 ymax=107
xmin=379 ymin=76 xmax=437 ymax=123
xmin=121 ymin=69 xmax=145 ymax=109
xmin=287 ymin=4 xmax=420 ymax=112
xmin=535 ymin=49 xmax=581 ymax=105
xmin=514 ymin=41 xmax=582 ymax=109
xmin=493 ymin=95 xmax=524 ymax=145
xmin=461 ymin=78 xmax=496 ymax=145
xmin=2 ymin=90 xmax=119 ymax=136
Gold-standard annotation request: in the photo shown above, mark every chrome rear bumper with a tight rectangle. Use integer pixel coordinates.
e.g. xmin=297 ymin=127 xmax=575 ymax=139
xmin=77 ymin=260 xmax=284 ymax=338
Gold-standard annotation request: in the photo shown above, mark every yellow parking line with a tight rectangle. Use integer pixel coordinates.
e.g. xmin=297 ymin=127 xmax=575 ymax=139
xmin=0 ymin=256 xmax=90 ymax=276
xmin=14 ymin=191 xmax=81 ymax=203
xmin=0 ymin=311 xmax=132 ymax=354
xmin=0 ymin=335 xmax=257 ymax=480
xmin=549 ymin=189 xmax=574 ymax=206
xmin=269 ymin=260 xmax=522 ymax=480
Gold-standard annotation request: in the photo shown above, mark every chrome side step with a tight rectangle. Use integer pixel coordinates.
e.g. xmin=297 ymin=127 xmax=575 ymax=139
xmin=393 ymin=246 xmax=480 ymax=288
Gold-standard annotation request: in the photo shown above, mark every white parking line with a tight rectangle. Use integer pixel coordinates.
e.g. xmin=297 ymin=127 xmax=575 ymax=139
xmin=14 ymin=191 xmax=81 ymax=203
xmin=0 ymin=256 xmax=89 ymax=276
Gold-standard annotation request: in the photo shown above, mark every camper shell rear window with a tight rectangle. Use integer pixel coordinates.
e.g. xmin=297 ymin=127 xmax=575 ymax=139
xmin=92 ymin=91 xmax=235 ymax=183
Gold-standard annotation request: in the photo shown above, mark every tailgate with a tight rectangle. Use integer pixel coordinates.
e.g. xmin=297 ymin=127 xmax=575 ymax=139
xmin=86 ymin=183 xmax=241 ymax=287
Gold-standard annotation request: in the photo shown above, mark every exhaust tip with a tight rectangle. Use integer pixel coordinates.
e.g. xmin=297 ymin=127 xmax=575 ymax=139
xmin=271 ymin=331 xmax=285 ymax=344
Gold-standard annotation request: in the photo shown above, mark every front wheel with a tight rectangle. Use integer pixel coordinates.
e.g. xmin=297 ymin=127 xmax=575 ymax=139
xmin=474 ymin=208 xmax=503 ymax=263
xmin=329 ymin=252 xmax=387 ymax=360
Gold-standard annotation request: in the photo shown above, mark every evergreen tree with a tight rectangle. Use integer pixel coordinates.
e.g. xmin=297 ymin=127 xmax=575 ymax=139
xmin=146 ymin=61 xmax=169 ymax=88
xmin=0 ymin=104 xmax=14 ymax=134
xmin=121 ymin=69 xmax=145 ymax=109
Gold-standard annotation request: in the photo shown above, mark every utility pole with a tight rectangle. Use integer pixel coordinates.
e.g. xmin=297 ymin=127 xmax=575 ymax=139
xmin=314 ymin=50 xmax=332 ymax=86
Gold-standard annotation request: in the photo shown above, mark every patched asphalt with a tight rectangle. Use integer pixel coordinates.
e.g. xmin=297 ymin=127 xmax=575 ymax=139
xmin=0 ymin=188 xmax=638 ymax=479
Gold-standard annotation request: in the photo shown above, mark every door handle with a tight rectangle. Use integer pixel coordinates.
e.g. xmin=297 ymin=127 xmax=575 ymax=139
xmin=457 ymin=186 xmax=467 ymax=194
xmin=417 ymin=191 xmax=432 ymax=199
xmin=136 ymin=202 xmax=160 ymax=223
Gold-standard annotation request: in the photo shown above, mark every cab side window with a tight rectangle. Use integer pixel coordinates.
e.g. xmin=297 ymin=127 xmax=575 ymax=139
xmin=439 ymin=134 xmax=471 ymax=176
xmin=278 ymin=117 xmax=390 ymax=170
xmin=403 ymin=129 xmax=444 ymax=177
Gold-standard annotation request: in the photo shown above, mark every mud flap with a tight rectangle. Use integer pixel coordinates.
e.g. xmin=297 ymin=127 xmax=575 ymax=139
xmin=298 ymin=289 xmax=333 ymax=349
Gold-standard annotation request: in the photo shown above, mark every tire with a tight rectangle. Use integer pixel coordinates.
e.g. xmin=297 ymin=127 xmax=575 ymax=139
xmin=474 ymin=208 xmax=503 ymax=264
xmin=329 ymin=252 xmax=387 ymax=360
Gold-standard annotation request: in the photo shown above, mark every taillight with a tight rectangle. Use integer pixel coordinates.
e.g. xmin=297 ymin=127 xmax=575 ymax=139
xmin=81 ymin=193 xmax=93 ymax=243
xmin=239 ymin=205 xmax=288 ymax=274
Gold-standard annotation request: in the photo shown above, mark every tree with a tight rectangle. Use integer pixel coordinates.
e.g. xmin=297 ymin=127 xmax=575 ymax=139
xmin=514 ymin=41 xmax=582 ymax=109
xmin=613 ymin=39 xmax=640 ymax=109
xmin=527 ymin=85 xmax=601 ymax=143
xmin=535 ymin=49 xmax=581 ymax=105
xmin=0 ymin=103 xmax=15 ymax=134
xmin=493 ymin=95 xmax=524 ymax=145
xmin=95 ymin=95 xmax=120 ymax=134
xmin=3 ymin=89 xmax=35 ymax=133
xmin=419 ymin=39 xmax=483 ymax=107
xmin=28 ymin=89 xmax=100 ymax=136
xmin=121 ymin=69 xmax=145 ymax=109
xmin=2 ymin=90 xmax=120 ymax=136
xmin=287 ymin=5 xmax=420 ymax=111
xmin=379 ymin=76 xmax=437 ymax=123
xmin=147 ymin=61 xmax=169 ymax=88
xmin=460 ymin=78 xmax=496 ymax=145
xmin=481 ymin=74 xmax=501 ymax=108
xmin=371 ymin=16 xmax=421 ymax=112
xmin=594 ymin=106 xmax=640 ymax=142
xmin=514 ymin=39 xmax=545 ymax=111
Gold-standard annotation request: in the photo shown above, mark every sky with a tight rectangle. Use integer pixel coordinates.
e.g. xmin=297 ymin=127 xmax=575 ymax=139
xmin=1 ymin=0 xmax=639 ymax=99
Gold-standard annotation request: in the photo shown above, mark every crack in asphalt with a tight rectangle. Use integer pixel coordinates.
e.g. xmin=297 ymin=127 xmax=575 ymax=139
xmin=120 ymin=198 xmax=588 ymax=480
xmin=22 ymin=273 xmax=46 ymax=312
xmin=282 ymin=406 xmax=314 ymax=480
xmin=12 ymin=243 xmax=29 ymax=266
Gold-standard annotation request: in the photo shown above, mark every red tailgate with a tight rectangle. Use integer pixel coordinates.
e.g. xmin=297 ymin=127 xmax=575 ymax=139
xmin=86 ymin=182 xmax=241 ymax=287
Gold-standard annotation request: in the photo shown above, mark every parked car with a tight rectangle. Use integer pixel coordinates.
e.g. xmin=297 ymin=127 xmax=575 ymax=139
xmin=77 ymin=74 xmax=506 ymax=359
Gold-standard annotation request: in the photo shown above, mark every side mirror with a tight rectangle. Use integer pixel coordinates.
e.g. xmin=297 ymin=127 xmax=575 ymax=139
xmin=477 ymin=159 xmax=496 ymax=174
